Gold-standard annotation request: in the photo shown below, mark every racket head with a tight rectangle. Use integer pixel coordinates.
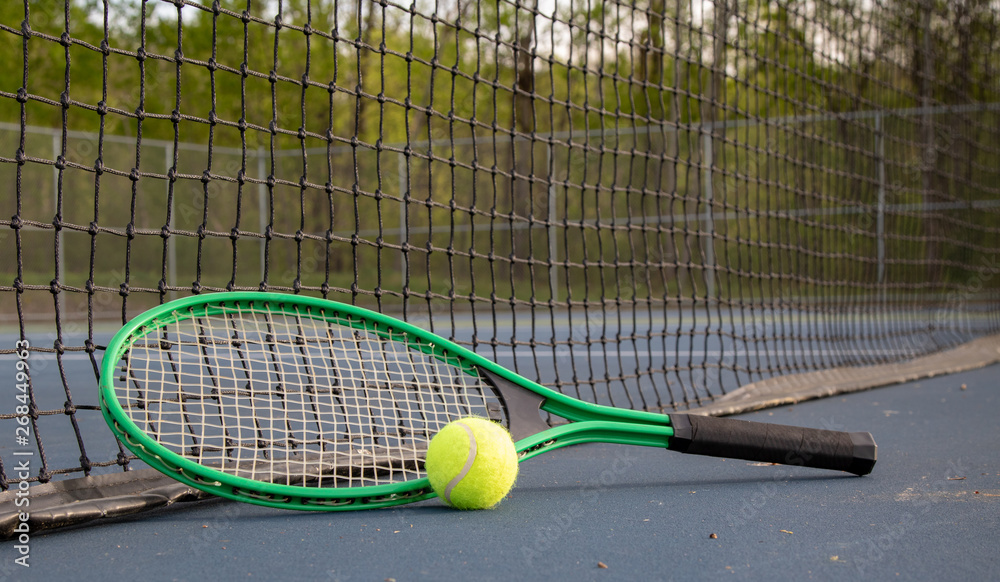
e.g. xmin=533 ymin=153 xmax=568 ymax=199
xmin=100 ymin=293 xmax=511 ymax=510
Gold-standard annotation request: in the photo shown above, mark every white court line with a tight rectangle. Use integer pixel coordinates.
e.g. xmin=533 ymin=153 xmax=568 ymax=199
xmin=484 ymin=349 xmax=916 ymax=358
xmin=0 ymin=348 xmax=923 ymax=361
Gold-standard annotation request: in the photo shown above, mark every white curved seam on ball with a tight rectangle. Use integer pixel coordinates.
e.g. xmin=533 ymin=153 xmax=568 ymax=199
xmin=443 ymin=421 xmax=477 ymax=504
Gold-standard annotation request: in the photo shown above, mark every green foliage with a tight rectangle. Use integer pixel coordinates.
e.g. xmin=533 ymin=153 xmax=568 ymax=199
xmin=0 ymin=0 xmax=997 ymax=310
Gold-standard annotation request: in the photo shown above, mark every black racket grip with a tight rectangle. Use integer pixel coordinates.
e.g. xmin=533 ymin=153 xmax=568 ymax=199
xmin=668 ymin=414 xmax=876 ymax=476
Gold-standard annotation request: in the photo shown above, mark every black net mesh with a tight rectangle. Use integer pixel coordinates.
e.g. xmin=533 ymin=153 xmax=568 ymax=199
xmin=0 ymin=0 xmax=998 ymax=490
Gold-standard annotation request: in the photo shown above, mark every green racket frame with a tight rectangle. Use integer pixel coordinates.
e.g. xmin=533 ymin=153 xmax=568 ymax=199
xmin=100 ymin=292 xmax=677 ymax=510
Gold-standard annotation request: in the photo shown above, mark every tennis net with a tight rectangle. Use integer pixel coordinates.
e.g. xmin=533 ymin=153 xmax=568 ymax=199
xmin=0 ymin=0 xmax=998 ymax=508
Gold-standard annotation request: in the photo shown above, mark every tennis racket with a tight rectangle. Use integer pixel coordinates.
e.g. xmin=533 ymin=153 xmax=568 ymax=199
xmin=100 ymin=292 xmax=876 ymax=511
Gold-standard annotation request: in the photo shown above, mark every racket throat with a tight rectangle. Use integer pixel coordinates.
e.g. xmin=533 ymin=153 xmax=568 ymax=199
xmin=477 ymin=367 xmax=550 ymax=442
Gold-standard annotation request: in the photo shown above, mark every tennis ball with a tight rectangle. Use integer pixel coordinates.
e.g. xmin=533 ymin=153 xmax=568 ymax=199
xmin=424 ymin=417 xmax=519 ymax=510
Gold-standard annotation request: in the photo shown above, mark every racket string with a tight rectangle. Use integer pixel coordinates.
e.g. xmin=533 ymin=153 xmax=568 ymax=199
xmin=115 ymin=301 xmax=504 ymax=488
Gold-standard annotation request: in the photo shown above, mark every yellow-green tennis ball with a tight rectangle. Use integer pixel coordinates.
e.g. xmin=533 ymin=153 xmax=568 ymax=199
xmin=424 ymin=417 xmax=519 ymax=510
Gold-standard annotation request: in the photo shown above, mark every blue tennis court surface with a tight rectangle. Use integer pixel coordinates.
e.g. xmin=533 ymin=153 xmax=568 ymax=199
xmin=7 ymin=363 xmax=996 ymax=581
xmin=1 ymin=1 xmax=999 ymax=579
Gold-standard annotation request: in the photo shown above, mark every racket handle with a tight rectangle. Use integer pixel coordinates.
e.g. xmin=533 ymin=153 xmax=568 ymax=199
xmin=668 ymin=414 xmax=876 ymax=476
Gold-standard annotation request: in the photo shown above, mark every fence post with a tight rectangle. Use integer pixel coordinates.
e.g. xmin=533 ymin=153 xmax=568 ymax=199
xmin=875 ymin=113 xmax=886 ymax=286
xmin=701 ymin=128 xmax=716 ymax=302
xmin=257 ymin=146 xmax=267 ymax=283
xmin=547 ymin=143 xmax=558 ymax=305
xmin=165 ymin=143 xmax=177 ymax=299
xmin=398 ymin=152 xmax=407 ymax=278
